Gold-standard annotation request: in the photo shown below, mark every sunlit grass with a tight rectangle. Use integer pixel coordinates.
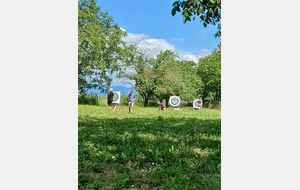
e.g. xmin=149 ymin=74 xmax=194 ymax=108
xmin=79 ymin=105 xmax=221 ymax=189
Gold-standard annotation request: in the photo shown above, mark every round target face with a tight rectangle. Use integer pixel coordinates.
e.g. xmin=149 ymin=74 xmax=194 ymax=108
xmin=169 ymin=96 xmax=180 ymax=107
xmin=193 ymin=99 xmax=202 ymax=107
xmin=113 ymin=93 xmax=119 ymax=101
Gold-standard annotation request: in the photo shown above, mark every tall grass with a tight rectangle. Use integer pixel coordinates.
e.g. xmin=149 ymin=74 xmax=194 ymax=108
xmin=78 ymin=93 xmax=107 ymax=106
xmin=78 ymin=94 xmax=158 ymax=107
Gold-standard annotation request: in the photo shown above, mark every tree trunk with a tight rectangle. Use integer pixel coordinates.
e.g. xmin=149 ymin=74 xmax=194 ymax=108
xmin=144 ymin=98 xmax=148 ymax=107
xmin=165 ymin=97 xmax=169 ymax=107
xmin=142 ymin=95 xmax=145 ymax=102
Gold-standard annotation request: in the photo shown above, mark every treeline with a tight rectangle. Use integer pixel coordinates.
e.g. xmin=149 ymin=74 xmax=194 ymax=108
xmin=120 ymin=46 xmax=221 ymax=107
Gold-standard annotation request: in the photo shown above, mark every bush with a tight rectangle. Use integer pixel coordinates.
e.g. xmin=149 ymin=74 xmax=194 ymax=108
xmin=78 ymin=93 xmax=107 ymax=106
xmin=121 ymin=95 xmax=128 ymax=106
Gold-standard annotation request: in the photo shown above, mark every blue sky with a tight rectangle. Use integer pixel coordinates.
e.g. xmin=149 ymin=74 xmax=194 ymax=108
xmin=98 ymin=0 xmax=221 ymax=86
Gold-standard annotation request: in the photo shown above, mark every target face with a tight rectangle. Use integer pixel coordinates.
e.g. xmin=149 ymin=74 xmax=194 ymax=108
xmin=112 ymin=91 xmax=121 ymax=104
xmin=193 ymin=99 xmax=203 ymax=108
xmin=169 ymin=96 xmax=180 ymax=107
xmin=113 ymin=93 xmax=118 ymax=101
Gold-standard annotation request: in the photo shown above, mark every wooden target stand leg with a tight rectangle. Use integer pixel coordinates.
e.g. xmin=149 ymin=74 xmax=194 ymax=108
xmin=113 ymin=104 xmax=120 ymax=113
xmin=112 ymin=104 xmax=120 ymax=113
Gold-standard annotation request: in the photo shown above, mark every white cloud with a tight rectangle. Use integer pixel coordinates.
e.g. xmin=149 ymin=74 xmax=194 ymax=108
xmin=110 ymin=73 xmax=135 ymax=87
xmin=123 ymin=32 xmax=175 ymax=58
xmin=171 ymin=37 xmax=186 ymax=42
xmin=123 ymin=33 xmax=150 ymax=45
xmin=140 ymin=38 xmax=176 ymax=58
xmin=177 ymin=49 xmax=211 ymax=62
xmin=122 ymin=30 xmax=211 ymax=61
xmin=111 ymin=29 xmax=212 ymax=86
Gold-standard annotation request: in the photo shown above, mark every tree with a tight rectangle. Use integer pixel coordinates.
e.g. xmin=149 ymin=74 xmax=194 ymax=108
xmin=197 ymin=46 xmax=221 ymax=105
xmin=152 ymin=50 xmax=185 ymax=106
xmin=171 ymin=0 xmax=221 ymax=38
xmin=179 ymin=60 xmax=203 ymax=101
xmin=78 ymin=0 xmax=129 ymax=92
xmin=120 ymin=46 xmax=156 ymax=107
xmin=120 ymin=48 xmax=185 ymax=107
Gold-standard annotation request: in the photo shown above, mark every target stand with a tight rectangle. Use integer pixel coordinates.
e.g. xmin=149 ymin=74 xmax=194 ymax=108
xmin=112 ymin=91 xmax=121 ymax=113
xmin=169 ymin=96 xmax=182 ymax=111
xmin=193 ymin=98 xmax=203 ymax=111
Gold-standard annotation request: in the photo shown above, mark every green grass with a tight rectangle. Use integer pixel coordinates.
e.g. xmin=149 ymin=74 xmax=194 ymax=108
xmin=78 ymin=105 xmax=221 ymax=190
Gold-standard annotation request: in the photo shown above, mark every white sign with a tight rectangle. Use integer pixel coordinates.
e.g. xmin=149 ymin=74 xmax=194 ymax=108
xmin=169 ymin=96 xmax=180 ymax=107
xmin=112 ymin=91 xmax=121 ymax=104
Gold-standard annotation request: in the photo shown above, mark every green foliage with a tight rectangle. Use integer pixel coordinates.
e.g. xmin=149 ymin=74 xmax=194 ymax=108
xmin=197 ymin=46 xmax=221 ymax=105
xmin=120 ymin=46 xmax=156 ymax=107
xmin=78 ymin=93 xmax=107 ymax=106
xmin=121 ymin=49 xmax=189 ymax=107
xmin=78 ymin=105 xmax=221 ymax=189
xmin=78 ymin=0 xmax=132 ymax=93
xmin=152 ymin=50 xmax=185 ymax=104
xmin=120 ymin=94 xmax=129 ymax=106
xmin=171 ymin=0 xmax=221 ymax=38
xmin=179 ymin=60 xmax=203 ymax=101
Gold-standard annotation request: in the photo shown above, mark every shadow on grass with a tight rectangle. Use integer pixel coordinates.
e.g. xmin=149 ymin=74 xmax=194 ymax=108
xmin=78 ymin=115 xmax=221 ymax=189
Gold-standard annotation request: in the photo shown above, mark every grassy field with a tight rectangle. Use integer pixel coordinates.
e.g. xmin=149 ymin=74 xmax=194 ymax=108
xmin=78 ymin=105 xmax=221 ymax=190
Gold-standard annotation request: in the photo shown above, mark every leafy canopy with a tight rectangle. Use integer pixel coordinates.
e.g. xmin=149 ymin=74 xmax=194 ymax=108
xmin=197 ymin=45 xmax=221 ymax=104
xmin=120 ymin=48 xmax=186 ymax=107
xmin=120 ymin=46 xmax=156 ymax=107
xmin=171 ymin=0 xmax=221 ymax=38
xmin=152 ymin=50 xmax=185 ymax=104
xmin=179 ymin=60 xmax=203 ymax=101
xmin=78 ymin=0 xmax=130 ymax=92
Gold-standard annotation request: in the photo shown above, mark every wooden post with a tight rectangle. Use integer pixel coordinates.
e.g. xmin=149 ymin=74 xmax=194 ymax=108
xmin=118 ymin=104 xmax=120 ymax=113
xmin=169 ymin=95 xmax=171 ymax=110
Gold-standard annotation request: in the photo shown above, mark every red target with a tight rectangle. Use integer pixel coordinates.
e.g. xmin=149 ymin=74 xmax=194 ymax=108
xmin=193 ymin=99 xmax=203 ymax=108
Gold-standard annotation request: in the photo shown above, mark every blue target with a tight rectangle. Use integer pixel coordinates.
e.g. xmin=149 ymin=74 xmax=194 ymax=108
xmin=194 ymin=100 xmax=202 ymax=107
xmin=169 ymin=96 xmax=180 ymax=107
xmin=113 ymin=93 xmax=119 ymax=101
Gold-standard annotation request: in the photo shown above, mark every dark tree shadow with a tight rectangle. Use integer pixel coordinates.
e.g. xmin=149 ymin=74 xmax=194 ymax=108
xmin=78 ymin=115 xmax=221 ymax=189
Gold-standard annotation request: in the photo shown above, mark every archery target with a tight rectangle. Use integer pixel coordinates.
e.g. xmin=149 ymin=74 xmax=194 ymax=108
xmin=169 ymin=96 xmax=180 ymax=107
xmin=112 ymin=91 xmax=121 ymax=104
xmin=193 ymin=99 xmax=203 ymax=109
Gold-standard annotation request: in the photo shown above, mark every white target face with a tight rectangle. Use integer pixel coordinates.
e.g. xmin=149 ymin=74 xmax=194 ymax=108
xmin=193 ymin=99 xmax=203 ymax=108
xmin=112 ymin=91 xmax=121 ymax=104
xmin=169 ymin=96 xmax=180 ymax=107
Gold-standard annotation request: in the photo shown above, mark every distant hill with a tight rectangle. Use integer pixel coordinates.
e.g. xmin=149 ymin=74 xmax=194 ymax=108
xmin=87 ymin=86 xmax=137 ymax=96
